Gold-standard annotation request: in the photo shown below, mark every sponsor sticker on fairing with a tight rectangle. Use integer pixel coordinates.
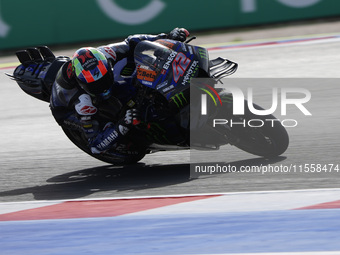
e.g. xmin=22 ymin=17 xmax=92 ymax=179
xmin=137 ymin=68 xmax=157 ymax=82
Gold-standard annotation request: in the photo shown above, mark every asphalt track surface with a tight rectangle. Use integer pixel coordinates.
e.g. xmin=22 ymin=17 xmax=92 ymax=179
xmin=0 ymin=35 xmax=339 ymax=203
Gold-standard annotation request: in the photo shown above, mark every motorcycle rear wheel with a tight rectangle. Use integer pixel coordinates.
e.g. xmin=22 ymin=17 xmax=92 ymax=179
xmin=222 ymin=102 xmax=289 ymax=158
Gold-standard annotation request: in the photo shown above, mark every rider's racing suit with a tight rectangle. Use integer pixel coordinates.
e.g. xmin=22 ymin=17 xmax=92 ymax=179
xmin=50 ymin=29 xmax=189 ymax=157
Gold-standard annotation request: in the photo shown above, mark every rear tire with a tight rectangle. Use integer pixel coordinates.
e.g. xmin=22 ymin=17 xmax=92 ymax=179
xmin=222 ymin=101 xmax=289 ymax=158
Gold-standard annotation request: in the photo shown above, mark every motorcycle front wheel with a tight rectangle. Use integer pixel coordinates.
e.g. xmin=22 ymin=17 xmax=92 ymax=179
xmin=62 ymin=128 xmax=146 ymax=165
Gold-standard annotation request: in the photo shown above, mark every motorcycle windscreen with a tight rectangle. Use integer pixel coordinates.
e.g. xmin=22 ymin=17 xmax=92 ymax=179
xmin=134 ymin=40 xmax=208 ymax=101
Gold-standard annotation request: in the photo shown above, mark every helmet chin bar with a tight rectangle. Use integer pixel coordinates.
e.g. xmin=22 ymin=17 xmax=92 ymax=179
xmin=99 ymin=86 xmax=114 ymax=100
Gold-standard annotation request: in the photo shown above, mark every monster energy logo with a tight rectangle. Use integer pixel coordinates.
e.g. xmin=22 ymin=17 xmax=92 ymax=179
xmin=171 ymin=92 xmax=188 ymax=109
xmin=221 ymin=93 xmax=233 ymax=103
xmin=198 ymin=49 xmax=208 ymax=60
xmin=146 ymin=122 xmax=171 ymax=144
xmin=121 ymin=66 xmax=134 ymax=76
xmin=182 ymin=60 xmax=199 ymax=86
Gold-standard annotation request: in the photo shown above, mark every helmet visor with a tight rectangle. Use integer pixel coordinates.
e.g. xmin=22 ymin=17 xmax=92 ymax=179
xmin=78 ymin=70 xmax=113 ymax=96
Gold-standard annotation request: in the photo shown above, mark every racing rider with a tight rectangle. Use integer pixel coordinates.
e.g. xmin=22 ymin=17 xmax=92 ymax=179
xmin=50 ymin=28 xmax=190 ymax=156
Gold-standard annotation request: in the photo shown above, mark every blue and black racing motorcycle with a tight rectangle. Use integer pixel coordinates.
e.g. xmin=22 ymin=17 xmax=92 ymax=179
xmin=7 ymin=38 xmax=289 ymax=164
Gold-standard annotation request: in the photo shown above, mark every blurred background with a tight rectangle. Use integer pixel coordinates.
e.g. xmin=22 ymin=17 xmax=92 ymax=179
xmin=1 ymin=0 xmax=340 ymax=52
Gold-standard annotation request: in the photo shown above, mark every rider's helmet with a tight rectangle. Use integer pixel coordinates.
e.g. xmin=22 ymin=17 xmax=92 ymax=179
xmin=72 ymin=47 xmax=113 ymax=99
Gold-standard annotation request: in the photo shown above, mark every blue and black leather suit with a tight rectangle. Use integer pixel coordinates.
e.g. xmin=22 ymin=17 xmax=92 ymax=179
xmin=50 ymin=30 xmax=189 ymax=155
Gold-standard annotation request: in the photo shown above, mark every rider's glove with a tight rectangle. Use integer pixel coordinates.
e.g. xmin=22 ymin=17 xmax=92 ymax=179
xmin=117 ymin=108 xmax=141 ymax=135
xmin=168 ymin=28 xmax=190 ymax=42
xmin=123 ymin=108 xmax=141 ymax=127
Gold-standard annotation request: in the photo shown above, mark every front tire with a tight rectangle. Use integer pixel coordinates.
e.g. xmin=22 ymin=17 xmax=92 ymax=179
xmin=62 ymin=128 xmax=146 ymax=165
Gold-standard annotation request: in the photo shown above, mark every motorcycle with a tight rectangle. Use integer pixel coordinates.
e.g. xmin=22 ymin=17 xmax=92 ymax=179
xmin=7 ymin=38 xmax=289 ymax=165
